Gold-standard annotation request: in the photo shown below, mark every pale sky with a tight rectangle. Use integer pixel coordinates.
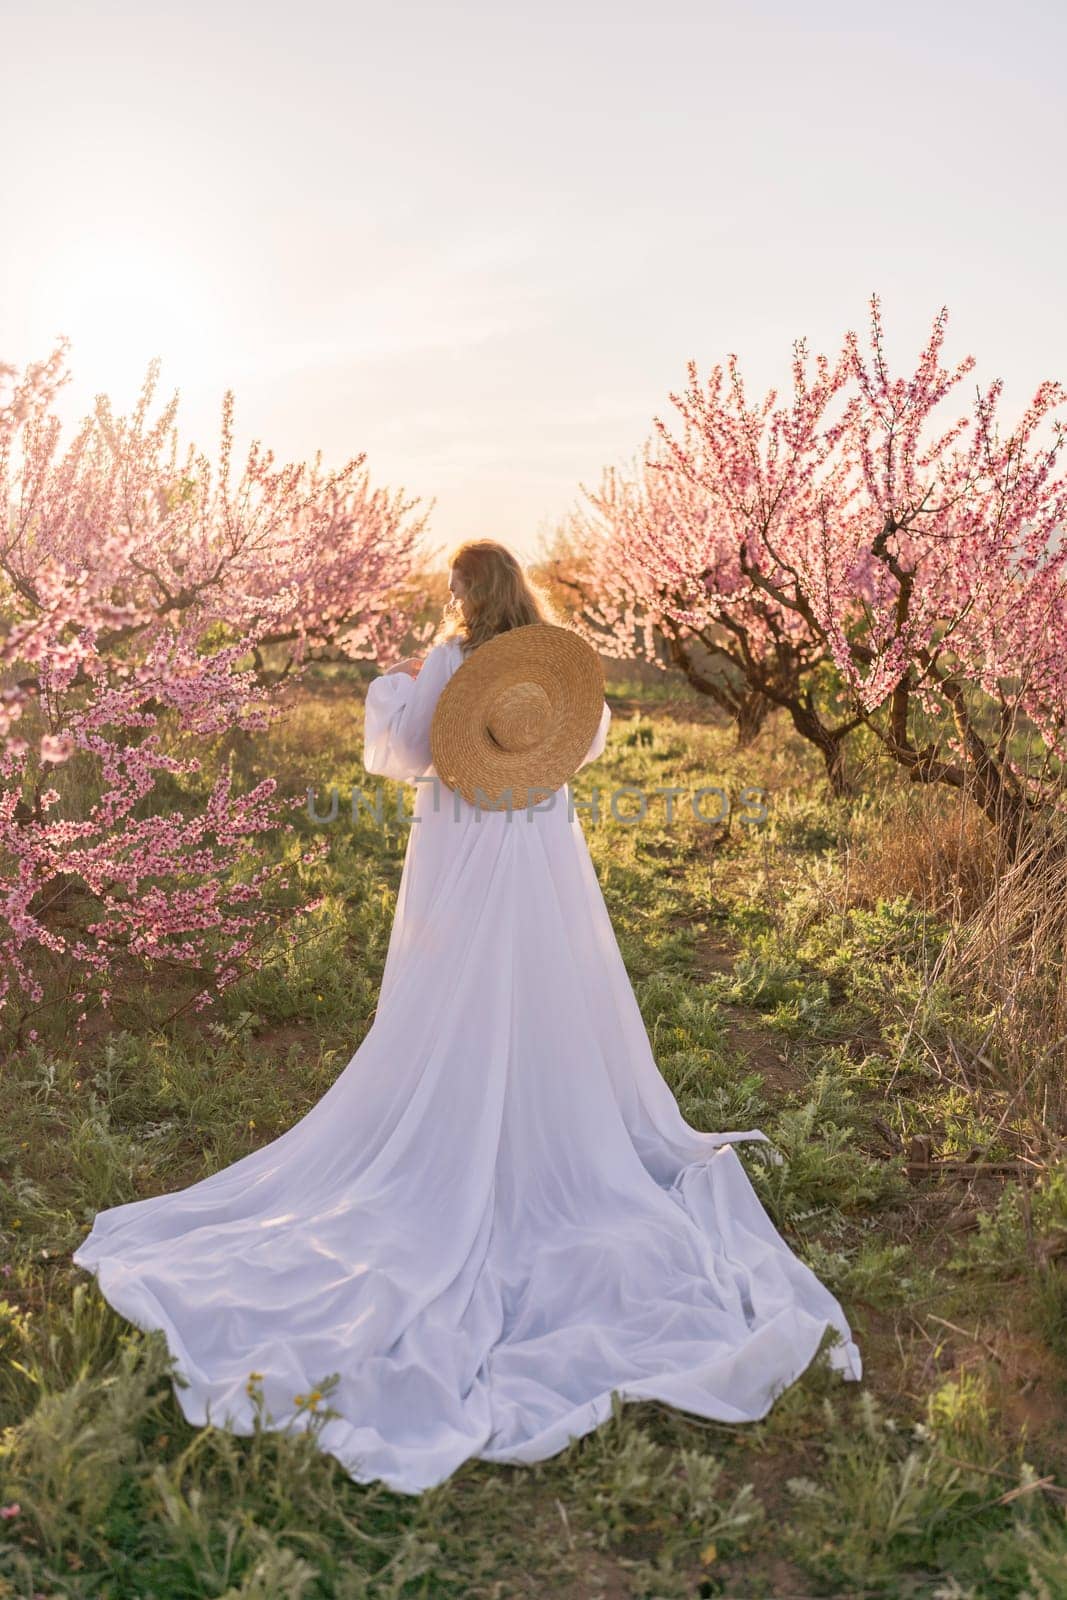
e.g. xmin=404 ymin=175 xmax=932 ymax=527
xmin=3 ymin=0 xmax=1065 ymax=564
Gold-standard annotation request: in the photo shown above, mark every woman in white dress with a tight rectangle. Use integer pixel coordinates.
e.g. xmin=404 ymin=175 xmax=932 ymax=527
xmin=72 ymin=539 xmax=861 ymax=1496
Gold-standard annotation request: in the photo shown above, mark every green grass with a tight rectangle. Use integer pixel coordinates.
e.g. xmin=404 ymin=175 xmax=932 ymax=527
xmin=1 ymin=675 xmax=1065 ymax=1597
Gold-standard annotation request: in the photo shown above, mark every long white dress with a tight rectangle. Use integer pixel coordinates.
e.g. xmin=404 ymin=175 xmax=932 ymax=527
xmin=72 ymin=637 xmax=861 ymax=1495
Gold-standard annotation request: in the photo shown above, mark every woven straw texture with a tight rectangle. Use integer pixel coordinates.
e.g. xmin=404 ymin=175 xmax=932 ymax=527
xmin=430 ymin=623 xmax=604 ymax=810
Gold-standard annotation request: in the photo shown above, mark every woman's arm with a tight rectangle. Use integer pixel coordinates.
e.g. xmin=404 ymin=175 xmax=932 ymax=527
xmin=363 ymin=641 xmax=461 ymax=781
xmin=576 ymin=700 xmax=611 ymax=771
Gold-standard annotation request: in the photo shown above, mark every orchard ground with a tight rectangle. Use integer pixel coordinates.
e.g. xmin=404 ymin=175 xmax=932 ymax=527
xmin=1 ymin=659 xmax=1066 ymax=1599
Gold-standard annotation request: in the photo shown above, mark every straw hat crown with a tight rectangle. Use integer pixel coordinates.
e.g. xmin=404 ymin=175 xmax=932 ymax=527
xmin=430 ymin=622 xmax=604 ymax=811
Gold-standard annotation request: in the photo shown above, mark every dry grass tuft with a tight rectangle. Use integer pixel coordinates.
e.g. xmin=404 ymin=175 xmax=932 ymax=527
xmin=842 ymin=784 xmax=1005 ymax=924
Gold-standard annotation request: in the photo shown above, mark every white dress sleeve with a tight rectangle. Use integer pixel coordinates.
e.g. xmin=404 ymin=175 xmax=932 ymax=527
xmin=576 ymin=700 xmax=611 ymax=770
xmin=363 ymin=641 xmax=462 ymax=781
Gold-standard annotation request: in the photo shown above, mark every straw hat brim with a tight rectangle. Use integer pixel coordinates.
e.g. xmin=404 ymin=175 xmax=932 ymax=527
xmin=430 ymin=623 xmax=605 ymax=811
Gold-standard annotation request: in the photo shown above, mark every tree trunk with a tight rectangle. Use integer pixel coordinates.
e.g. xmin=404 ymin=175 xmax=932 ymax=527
xmin=734 ymin=689 xmax=772 ymax=748
xmin=787 ymin=702 xmax=854 ymax=797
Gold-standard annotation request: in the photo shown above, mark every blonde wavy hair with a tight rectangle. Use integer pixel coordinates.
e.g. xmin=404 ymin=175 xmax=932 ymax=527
xmin=436 ymin=540 xmax=557 ymax=656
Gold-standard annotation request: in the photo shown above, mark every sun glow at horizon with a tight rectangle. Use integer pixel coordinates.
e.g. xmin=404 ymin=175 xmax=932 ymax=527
xmin=29 ymin=233 xmax=237 ymax=411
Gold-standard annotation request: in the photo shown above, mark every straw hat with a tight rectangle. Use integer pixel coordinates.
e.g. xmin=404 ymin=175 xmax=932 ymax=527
xmin=430 ymin=623 xmax=605 ymax=811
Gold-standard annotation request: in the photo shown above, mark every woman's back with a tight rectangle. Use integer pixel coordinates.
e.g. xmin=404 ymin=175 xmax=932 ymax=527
xmin=363 ymin=635 xmax=611 ymax=828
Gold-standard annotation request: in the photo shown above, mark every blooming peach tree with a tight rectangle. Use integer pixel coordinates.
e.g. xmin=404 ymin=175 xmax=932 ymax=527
xmin=0 ymin=343 xmax=426 ymax=1040
xmin=559 ymin=345 xmax=867 ymax=786
xmin=568 ymin=299 xmax=1067 ymax=838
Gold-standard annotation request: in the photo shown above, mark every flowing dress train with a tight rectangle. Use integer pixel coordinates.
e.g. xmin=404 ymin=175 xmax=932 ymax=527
xmin=72 ymin=637 xmax=861 ymax=1495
